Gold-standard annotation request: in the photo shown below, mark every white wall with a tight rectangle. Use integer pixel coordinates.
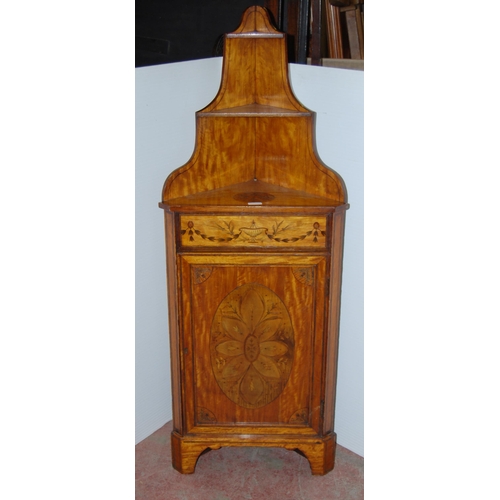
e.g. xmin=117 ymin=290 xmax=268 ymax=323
xmin=135 ymin=58 xmax=224 ymax=444
xmin=135 ymin=58 xmax=364 ymax=456
xmin=291 ymin=64 xmax=364 ymax=456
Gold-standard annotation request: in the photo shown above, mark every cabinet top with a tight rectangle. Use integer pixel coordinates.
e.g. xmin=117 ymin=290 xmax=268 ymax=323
xmin=160 ymin=179 xmax=348 ymax=214
xmin=161 ymin=6 xmax=347 ymax=208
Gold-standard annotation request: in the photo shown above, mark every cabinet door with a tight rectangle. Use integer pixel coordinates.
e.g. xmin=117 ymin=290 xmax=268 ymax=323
xmin=178 ymin=254 xmax=329 ymax=435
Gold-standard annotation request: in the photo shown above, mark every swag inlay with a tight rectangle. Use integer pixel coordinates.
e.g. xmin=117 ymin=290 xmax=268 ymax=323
xmin=180 ymin=219 xmax=327 ymax=245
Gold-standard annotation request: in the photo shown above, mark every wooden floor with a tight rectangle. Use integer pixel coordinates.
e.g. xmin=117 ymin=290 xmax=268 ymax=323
xmin=136 ymin=421 xmax=364 ymax=500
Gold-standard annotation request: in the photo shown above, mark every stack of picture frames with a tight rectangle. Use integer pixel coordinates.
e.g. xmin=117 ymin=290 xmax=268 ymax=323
xmin=325 ymin=0 xmax=364 ymax=59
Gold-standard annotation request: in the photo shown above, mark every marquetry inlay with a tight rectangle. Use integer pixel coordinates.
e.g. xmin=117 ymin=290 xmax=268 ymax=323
xmin=192 ymin=266 xmax=213 ymax=284
xmin=289 ymin=408 xmax=309 ymax=425
xmin=210 ymin=283 xmax=294 ymax=409
xmin=179 ymin=216 xmax=328 ymax=248
xmin=197 ymin=407 xmax=217 ymax=424
xmin=292 ymin=267 xmax=315 ymax=286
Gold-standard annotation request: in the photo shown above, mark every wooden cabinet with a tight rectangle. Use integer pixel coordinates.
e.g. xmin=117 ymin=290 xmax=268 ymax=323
xmin=159 ymin=6 xmax=349 ymax=475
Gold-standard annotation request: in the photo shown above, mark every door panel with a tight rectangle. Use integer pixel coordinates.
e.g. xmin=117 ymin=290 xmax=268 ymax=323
xmin=179 ymin=254 xmax=327 ymax=432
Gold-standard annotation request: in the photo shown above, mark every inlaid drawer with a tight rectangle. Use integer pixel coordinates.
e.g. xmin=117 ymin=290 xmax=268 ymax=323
xmin=178 ymin=215 xmax=329 ymax=248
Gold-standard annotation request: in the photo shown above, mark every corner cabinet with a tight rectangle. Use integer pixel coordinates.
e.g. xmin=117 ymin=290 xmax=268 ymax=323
xmin=159 ymin=6 xmax=349 ymax=475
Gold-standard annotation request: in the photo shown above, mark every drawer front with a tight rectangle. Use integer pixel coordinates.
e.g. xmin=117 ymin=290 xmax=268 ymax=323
xmin=178 ymin=215 xmax=328 ymax=248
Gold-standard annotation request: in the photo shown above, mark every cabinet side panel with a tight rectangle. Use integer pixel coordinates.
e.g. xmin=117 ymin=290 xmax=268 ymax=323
xmin=255 ymin=38 xmax=302 ymax=110
xmin=323 ymin=210 xmax=347 ymax=434
xmin=308 ymin=256 xmax=328 ymax=434
xmin=164 ymin=212 xmax=183 ymax=433
xmin=255 ymin=117 xmax=345 ymax=201
xmin=196 ymin=116 xmax=255 ymax=187
xmin=164 ymin=116 xmax=256 ymax=200
xmin=205 ymin=38 xmax=256 ymax=110
xmin=255 ymin=117 xmax=309 ymax=189
xmin=179 ymin=254 xmax=196 ymax=433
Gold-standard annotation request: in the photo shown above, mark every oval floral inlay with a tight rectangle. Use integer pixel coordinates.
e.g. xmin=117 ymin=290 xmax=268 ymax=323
xmin=211 ymin=283 xmax=294 ymax=409
xmin=244 ymin=335 xmax=260 ymax=362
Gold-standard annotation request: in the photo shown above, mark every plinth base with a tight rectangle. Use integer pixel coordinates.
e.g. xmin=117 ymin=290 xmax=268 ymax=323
xmin=171 ymin=431 xmax=336 ymax=475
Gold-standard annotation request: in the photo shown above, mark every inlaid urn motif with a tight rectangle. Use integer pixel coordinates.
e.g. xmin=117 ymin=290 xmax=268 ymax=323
xmin=210 ymin=283 xmax=294 ymax=409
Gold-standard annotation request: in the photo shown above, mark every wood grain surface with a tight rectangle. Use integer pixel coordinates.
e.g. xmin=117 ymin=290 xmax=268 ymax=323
xmin=160 ymin=6 xmax=349 ymax=476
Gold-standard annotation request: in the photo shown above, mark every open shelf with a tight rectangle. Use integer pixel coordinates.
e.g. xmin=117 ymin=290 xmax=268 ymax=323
xmin=198 ymin=103 xmax=311 ymax=117
xmin=162 ymin=179 xmax=344 ymax=211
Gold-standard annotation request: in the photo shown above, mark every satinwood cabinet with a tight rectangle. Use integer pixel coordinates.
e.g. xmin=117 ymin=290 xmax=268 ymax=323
xmin=159 ymin=6 xmax=349 ymax=475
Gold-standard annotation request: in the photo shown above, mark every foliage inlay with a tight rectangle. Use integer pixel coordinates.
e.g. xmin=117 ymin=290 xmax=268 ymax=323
xmin=193 ymin=267 xmax=213 ymax=284
xmin=292 ymin=267 xmax=315 ymax=286
xmin=197 ymin=407 xmax=217 ymax=424
xmin=210 ymin=283 xmax=294 ymax=409
xmin=181 ymin=219 xmax=326 ymax=245
xmin=289 ymin=408 xmax=309 ymax=425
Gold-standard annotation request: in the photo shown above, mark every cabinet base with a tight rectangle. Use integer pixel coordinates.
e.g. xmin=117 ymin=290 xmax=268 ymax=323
xmin=171 ymin=431 xmax=336 ymax=475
